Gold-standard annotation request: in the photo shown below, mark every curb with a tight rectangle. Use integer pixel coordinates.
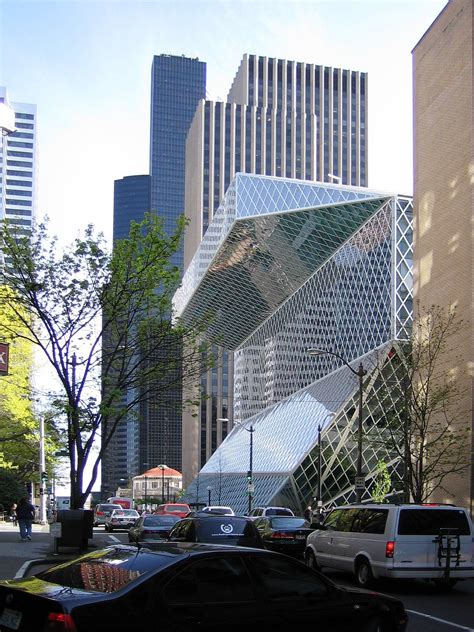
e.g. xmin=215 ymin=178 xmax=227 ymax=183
xmin=14 ymin=556 xmax=71 ymax=579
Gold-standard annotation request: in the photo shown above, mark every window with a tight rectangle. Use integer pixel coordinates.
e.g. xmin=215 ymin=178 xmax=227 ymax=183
xmin=248 ymin=555 xmax=328 ymax=599
xmin=352 ymin=509 xmax=388 ymax=534
xmin=398 ymin=509 xmax=471 ymax=536
xmin=164 ymin=557 xmax=255 ymax=605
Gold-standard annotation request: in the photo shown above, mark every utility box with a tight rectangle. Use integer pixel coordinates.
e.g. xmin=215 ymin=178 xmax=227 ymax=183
xmin=55 ymin=509 xmax=94 ymax=551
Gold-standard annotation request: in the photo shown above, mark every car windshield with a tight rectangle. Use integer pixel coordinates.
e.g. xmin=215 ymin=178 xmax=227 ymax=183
xmin=36 ymin=548 xmax=178 ymax=593
xmin=203 ymin=507 xmax=233 ymax=515
xmin=270 ymin=517 xmax=308 ymax=528
xmin=144 ymin=516 xmax=179 ymax=526
xmin=121 ymin=510 xmax=138 ymax=516
xmin=398 ymin=509 xmax=471 ymax=535
xmin=165 ymin=505 xmax=189 ymax=513
xmin=98 ymin=505 xmax=121 ymax=512
xmin=266 ymin=508 xmax=293 ymax=516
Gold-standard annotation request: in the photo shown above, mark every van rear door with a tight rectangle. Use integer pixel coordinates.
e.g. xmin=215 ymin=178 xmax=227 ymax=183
xmin=393 ymin=508 xmax=473 ymax=571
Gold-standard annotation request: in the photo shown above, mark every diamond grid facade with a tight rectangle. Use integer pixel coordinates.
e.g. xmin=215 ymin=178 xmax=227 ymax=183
xmin=175 ymin=174 xmax=413 ymax=514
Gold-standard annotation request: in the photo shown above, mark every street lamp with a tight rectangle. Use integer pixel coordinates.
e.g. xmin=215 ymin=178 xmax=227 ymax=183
xmin=158 ymin=465 xmax=166 ymax=504
xmin=220 ymin=418 xmax=255 ymax=514
xmin=207 ymin=485 xmax=212 ymax=506
xmin=308 ymin=347 xmax=367 ymax=503
xmin=142 ymin=463 xmax=149 ymax=512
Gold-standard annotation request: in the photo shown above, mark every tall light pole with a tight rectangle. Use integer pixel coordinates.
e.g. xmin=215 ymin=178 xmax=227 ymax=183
xmin=219 ymin=418 xmax=255 ymax=514
xmin=308 ymin=348 xmax=367 ymax=503
xmin=207 ymin=485 xmax=212 ymax=506
xmin=158 ymin=465 xmax=166 ymax=504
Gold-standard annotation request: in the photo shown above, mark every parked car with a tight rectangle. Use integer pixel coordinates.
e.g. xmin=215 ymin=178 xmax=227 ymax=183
xmin=93 ymin=503 xmax=123 ymax=527
xmin=154 ymin=502 xmax=190 ymax=518
xmin=305 ymin=503 xmax=474 ymax=589
xmin=200 ymin=505 xmax=235 ymax=516
xmin=128 ymin=514 xmax=180 ymax=543
xmin=0 ymin=543 xmax=409 ymax=631
xmin=248 ymin=506 xmax=295 ymax=519
xmin=104 ymin=509 xmax=140 ymax=532
xmin=168 ymin=515 xmax=265 ymax=548
xmin=254 ymin=515 xmax=314 ymax=557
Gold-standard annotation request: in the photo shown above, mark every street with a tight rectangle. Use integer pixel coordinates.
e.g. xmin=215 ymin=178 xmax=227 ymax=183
xmin=0 ymin=521 xmax=473 ymax=631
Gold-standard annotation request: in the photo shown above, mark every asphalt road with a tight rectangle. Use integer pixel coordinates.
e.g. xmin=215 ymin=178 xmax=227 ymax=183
xmin=0 ymin=523 xmax=473 ymax=631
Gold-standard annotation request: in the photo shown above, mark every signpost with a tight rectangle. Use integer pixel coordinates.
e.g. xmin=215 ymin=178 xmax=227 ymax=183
xmin=355 ymin=476 xmax=366 ymax=491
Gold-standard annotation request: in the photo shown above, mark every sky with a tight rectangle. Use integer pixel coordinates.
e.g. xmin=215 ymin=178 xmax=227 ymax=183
xmin=2 ymin=0 xmax=447 ymax=246
xmin=1 ymin=0 xmax=448 ymax=493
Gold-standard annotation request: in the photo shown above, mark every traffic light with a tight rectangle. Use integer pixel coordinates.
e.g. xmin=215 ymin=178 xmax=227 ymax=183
xmin=247 ymin=470 xmax=252 ymax=482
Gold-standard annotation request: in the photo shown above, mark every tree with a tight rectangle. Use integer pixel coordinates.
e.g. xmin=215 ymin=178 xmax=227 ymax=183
xmin=0 ymin=214 xmax=214 ymax=509
xmin=371 ymin=460 xmax=391 ymax=503
xmin=373 ymin=304 xmax=469 ymax=503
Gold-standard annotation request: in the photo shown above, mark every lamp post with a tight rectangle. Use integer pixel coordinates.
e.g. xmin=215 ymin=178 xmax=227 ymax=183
xmin=158 ymin=465 xmax=166 ymax=504
xmin=142 ymin=463 xmax=149 ymax=512
xmin=316 ymin=423 xmax=322 ymax=507
xmin=308 ymin=348 xmax=367 ymax=503
xmin=218 ymin=418 xmax=255 ymax=514
xmin=207 ymin=485 xmax=212 ymax=506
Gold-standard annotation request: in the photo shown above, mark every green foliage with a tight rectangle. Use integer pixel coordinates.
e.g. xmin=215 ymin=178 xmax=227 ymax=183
xmin=0 ymin=214 xmax=215 ymax=508
xmin=371 ymin=460 xmax=391 ymax=503
xmin=0 ymin=468 xmax=28 ymax=508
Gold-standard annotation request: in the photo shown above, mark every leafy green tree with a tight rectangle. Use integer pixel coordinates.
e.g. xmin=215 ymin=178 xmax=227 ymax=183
xmin=0 ymin=214 xmax=213 ymax=509
xmin=371 ymin=460 xmax=391 ymax=503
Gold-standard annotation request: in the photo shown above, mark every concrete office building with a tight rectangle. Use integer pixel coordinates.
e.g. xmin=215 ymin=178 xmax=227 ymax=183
xmin=182 ymin=55 xmax=368 ymax=485
xmin=175 ymin=174 xmax=413 ymax=513
xmin=413 ymin=0 xmax=474 ymax=513
xmin=0 ymin=87 xmax=37 ymax=239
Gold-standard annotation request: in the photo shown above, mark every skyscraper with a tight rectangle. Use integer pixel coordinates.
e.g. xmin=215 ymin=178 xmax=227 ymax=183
xmin=150 ymin=54 xmax=206 ymax=271
xmin=181 ymin=55 xmax=368 ymax=484
xmin=0 ymin=87 xmax=37 ymax=240
xmin=101 ymin=175 xmax=151 ymax=499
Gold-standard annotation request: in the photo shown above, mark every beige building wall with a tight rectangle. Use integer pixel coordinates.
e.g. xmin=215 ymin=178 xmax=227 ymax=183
xmin=413 ymin=0 xmax=474 ymax=513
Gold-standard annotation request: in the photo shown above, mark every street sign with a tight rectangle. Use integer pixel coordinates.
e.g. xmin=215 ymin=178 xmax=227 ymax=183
xmin=355 ymin=476 xmax=366 ymax=490
xmin=0 ymin=343 xmax=9 ymax=375
xmin=247 ymin=483 xmax=255 ymax=493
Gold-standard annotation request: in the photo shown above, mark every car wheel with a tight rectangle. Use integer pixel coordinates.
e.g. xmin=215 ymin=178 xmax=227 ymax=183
xmin=305 ymin=549 xmax=320 ymax=571
xmin=361 ymin=617 xmax=383 ymax=632
xmin=355 ymin=558 xmax=374 ymax=588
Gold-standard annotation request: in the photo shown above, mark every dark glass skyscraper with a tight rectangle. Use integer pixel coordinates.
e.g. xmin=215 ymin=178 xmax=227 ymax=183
xmin=150 ymin=54 xmax=206 ymax=271
xmin=101 ymin=175 xmax=151 ymax=499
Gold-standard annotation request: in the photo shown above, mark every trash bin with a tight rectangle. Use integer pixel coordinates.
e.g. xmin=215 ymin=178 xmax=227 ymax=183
xmin=55 ymin=509 xmax=94 ymax=551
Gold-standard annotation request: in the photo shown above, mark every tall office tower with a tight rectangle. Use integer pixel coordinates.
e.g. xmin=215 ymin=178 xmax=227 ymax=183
xmin=182 ymin=55 xmax=368 ymax=484
xmin=150 ymin=54 xmax=207 ymax=272
xmin=101 ymin=175 xmax=150 ymax=499
xmin=0 ymin=87 xmax=37 ymax=240
xmin=413 ymin=0 xmax=473 ymax=510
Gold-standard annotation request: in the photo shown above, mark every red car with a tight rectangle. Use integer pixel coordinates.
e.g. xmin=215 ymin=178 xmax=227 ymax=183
xmin=154 ymin=503 xmax=190 ymax=519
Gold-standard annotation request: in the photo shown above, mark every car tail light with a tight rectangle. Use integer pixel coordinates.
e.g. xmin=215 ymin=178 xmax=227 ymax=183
xmin=44 ymin=613 xmax=77 ymax=631
xmin=386 ymin=541 xmax=395 ymax=558
xmin=271 ymin=531 xmax=293 ymax=539
xmin=97 ymin=511 xmax=104 ymax=516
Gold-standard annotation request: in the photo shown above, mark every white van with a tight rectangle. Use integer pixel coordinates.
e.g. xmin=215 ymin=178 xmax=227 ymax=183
xmin=305 ymin=503 xmax=474 ymax=589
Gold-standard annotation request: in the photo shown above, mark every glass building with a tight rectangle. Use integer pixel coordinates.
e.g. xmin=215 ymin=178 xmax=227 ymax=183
xmin=182 ymin=56 xmax=368 ymax=484
xmin=174 ymin=173 xmax=413 ymax=514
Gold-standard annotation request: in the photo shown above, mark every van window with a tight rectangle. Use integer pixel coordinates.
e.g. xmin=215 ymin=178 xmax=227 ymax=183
xmin=337 ymin=509 xmax=357 ymax=532
xmin=324 ymin=509 xmax=342 ymax=530
xmin=352 ymin=509 xmax=388 ymax=534
xmin=398 ymin=509 xmax=471 ymax=536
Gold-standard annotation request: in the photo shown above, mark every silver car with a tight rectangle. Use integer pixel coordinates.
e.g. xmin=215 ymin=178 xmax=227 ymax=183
xmin=105 ymin=509 xmax=140 ymax=532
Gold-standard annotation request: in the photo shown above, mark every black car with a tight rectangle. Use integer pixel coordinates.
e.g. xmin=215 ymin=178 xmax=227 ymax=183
xmin=0 ymin=544 xmax=408 ymax=631
xmin=167 ymin=515 xmax=264 ymax=548
xmin=128 ymin=514 xmax=180 ymax=543
xmin=254 ymin=515 xmax=315 ymax=556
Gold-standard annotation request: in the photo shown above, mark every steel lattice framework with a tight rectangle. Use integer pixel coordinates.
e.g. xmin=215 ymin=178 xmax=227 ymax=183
xmin=174 ymin=174 xmax=413 ymax=514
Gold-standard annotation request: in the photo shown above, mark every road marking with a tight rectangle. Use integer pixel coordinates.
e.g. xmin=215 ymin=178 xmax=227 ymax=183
xmin=108 ymin=535 xmax=120 ymax=543
xmin=406 ymin=609 xmax=474 ymax=631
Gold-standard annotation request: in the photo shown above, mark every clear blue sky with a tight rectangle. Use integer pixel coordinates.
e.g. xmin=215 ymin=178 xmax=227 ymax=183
xmin=2 ymin=0 xmax=447 ymax=244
